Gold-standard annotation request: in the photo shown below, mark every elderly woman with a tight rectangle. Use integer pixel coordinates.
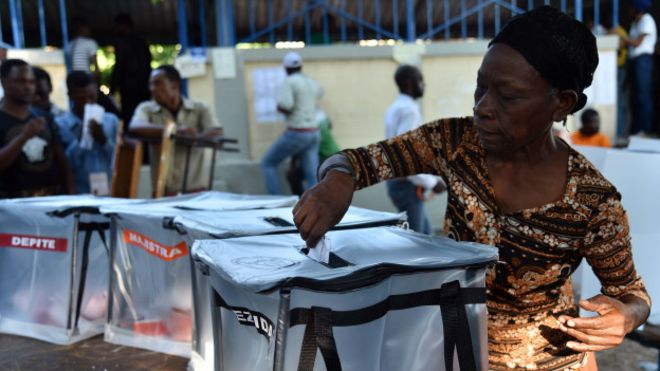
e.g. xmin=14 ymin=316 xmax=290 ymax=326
xmin=293 ymin=6 xmax=650 ymax=371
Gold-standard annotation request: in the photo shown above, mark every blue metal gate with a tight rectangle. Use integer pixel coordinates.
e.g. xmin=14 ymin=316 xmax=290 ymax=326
xmin=0 ymin=0 xmax=621 ymax=50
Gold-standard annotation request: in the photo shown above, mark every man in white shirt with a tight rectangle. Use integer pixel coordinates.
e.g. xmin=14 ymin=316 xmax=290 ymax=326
xmin=384 ymin=65 xmax=445 ymax=235
xmin=261 ymin=52 xmax=324 ymax=194
xmin=624 ymin=0 xmax=657 ymax=135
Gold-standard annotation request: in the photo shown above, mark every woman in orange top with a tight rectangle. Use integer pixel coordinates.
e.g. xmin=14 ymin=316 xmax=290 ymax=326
xmin=570 ymin=108 xmax=612 ymax=147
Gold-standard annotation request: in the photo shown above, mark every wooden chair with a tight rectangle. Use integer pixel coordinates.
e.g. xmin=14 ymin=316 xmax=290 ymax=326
xmin=153 ymin=121 xmax=177 ymax=198
xmin=111 ymin=120 xmax=239 ymax=198
xmin=172 ymin=133 xmax=239 ymax=192
xmin=110 ymin=120 xmax=143 ymax=198
xmin=110 ymin=120 xmax=176 ymax=198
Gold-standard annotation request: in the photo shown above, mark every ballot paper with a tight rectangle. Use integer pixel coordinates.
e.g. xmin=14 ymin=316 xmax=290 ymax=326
xmin=81 ymin=104 xmax=105 ymax=149
xmin=307 ymin=236 xmax=330 ymax=264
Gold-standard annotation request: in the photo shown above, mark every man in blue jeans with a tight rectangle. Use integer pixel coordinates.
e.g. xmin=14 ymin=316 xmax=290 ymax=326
xmin=261 ymin=52 xmax=323 ymax=195
xmin=384 ymin=65 xmax=445 ymax=235
xmin=624 ymin=0 xmax=657 ymax=135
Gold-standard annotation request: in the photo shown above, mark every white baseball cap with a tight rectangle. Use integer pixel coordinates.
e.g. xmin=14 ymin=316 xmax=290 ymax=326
xmin=283 ymin=52 xmax=303 ymax=68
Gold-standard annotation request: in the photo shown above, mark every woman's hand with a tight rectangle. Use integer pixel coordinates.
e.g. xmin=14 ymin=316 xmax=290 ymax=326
xmin=293 ymin=170 xmax=355 ymax=247
xmin=558 ymin=294 xmax=641 ymax=352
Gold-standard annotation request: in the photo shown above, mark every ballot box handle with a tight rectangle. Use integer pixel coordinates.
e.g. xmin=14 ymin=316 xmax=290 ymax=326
xmin=211 ymin=281 xmax=484 ymax=371
xmin=439 ymin=280 xmax=479 ymax=371
xmin=297 ymin=306 xmax=342 ymax=371
xmin=289 ymin=281 xmax=484 ymax=371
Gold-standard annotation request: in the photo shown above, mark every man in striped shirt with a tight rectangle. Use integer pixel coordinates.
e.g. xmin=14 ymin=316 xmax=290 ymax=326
xmin=66 ymin=18 xmax=99 ymax=74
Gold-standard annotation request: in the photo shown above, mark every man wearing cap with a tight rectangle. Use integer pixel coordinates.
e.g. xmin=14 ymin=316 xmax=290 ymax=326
xmin=261 ymin=52 xmax=324 ymax=195
xmin=623 ymin=0 xmax=657 ymax=136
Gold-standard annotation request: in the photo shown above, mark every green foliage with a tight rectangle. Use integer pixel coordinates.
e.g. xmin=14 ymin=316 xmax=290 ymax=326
xmin=97 ymin=46 xmax=115 ymax=89
xmin=149 ymin=44 xmax=180 ymax=68
xmin=95 ymin=44 xmax=180 ymax=91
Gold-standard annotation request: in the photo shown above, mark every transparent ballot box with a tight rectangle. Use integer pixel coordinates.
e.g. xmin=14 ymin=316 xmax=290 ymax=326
xmin=0 ymin=195 xmax=137 ymax=344
xmin=101 ymin=192 xmax=298 ymax=357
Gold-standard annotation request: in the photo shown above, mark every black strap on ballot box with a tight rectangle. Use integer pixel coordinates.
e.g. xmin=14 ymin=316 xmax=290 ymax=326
xmin=74 ymin=222 xmax=110 ymax=328
xmin=213 ymin=280 xmax=484 ymax=371
xmin=289 ymin=280 xmax=484 ymax=371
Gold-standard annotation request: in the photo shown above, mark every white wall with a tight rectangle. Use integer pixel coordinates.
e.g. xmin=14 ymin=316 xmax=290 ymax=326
xmin=207 ymin=36 xmax=619 ymax=160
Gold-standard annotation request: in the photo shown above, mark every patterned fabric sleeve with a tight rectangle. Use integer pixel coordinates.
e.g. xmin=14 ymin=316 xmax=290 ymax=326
xmin=580 ymin=192 xmax=651 ymax=307
xmin=342 ymin=117 xmax=472 ymax=190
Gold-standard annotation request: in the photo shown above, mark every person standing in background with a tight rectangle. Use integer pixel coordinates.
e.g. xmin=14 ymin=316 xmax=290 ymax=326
xmin=286 ymin=108 xmax=340 ymax=196
xmin=111 ymin=13 xmax=152 ymax=125
xmin=55 ymin=71 xmax=118 ymax=195
xmin=623 ymin=0 xmax=657 ymax=136
xmin=316 ymin=109 xmax=340 ymax=163
xmin=66 ymin=17 xmax=122 ymax=118
xmin=261 ymin=52 xmax=323 ymax=195
xmin=32 ymin=67 xmax=65 ymax=118
xmin=612 ymin=23 xmax=630 ymax=140
xmin=0 ymin=59 xmax=74 ymax=197
xmin=570 ymin=108 xmax=612 ymax=148
xmin=67 ymin=18 xmax=99 ymax=75
xmin=384 ymin=65 xmax=445 ymax=235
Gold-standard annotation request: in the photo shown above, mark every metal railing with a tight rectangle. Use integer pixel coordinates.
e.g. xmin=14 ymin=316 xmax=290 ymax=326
xmin=0 ymin=0 xmax=619 ymax=51
xmin=1 ymin=0 xmax=69 ymax=50
xmin=235 ymin=0 xmax=620 ymax=45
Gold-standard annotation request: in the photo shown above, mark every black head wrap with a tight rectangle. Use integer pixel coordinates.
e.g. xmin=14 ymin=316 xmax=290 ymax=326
xmin=489 ymin=6 xmax=598 ymax=113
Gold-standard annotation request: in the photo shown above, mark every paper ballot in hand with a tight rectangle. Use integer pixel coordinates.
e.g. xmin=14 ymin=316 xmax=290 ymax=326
xmin=81 ymin=103 xmax=105 ymax=149
xmin=307 ymin=236 xmax=330 ymax=264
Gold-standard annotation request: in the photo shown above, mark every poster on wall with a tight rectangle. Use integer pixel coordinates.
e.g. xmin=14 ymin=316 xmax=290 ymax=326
xmin=251 ymin=67 xmax=286 ymax=124
xmin=212 ymin=48 xmax=236 ymax=79
xmin=175 ymin=49 xmax=207 ymax=79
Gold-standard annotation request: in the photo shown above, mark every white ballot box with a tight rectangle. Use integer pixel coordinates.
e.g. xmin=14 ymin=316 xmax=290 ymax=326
xmin=193 ymin=227 xmax=497 ymax=371
xmin=172 ymin=206 xmax=404 ymax=371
